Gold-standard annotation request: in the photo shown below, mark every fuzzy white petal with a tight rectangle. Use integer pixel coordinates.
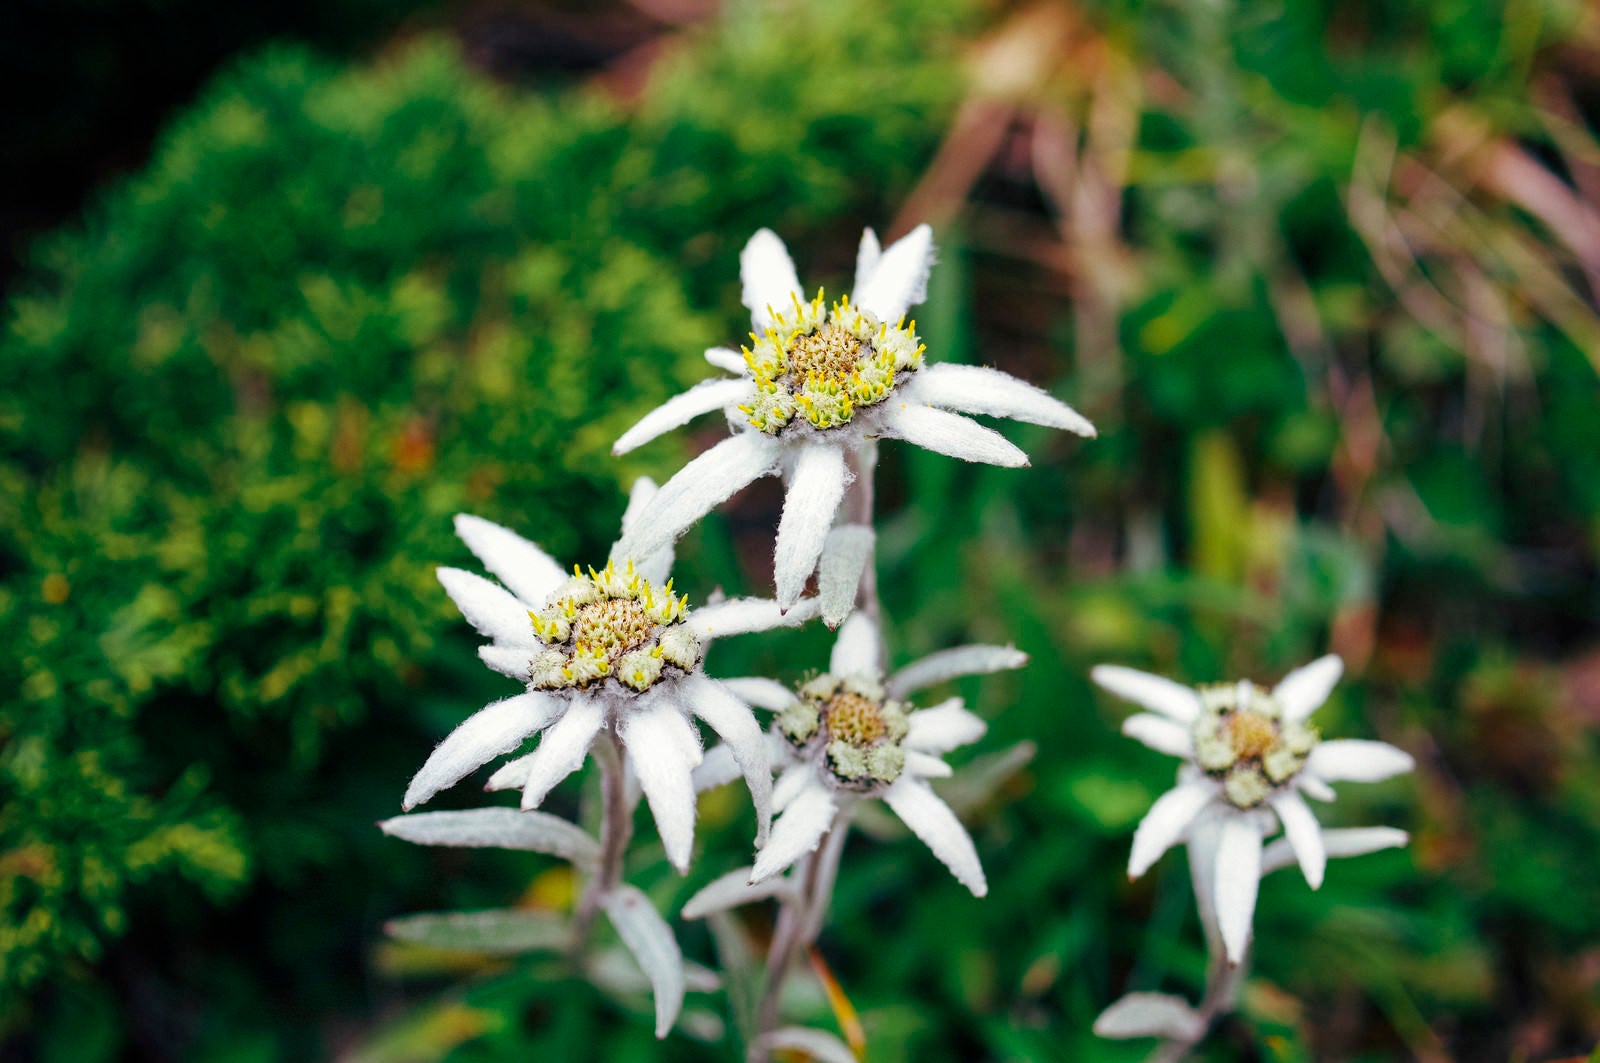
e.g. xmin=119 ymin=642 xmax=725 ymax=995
xmin=1090 ymin=664 xmax=1203 ymax=723
xmin=1128 ymin=779 xmax=1215 ymax=878
xmin=750 ymin=780 xmax=836 ymax=884
xmin=904 ymin=698 xmax=985 ymax=755
xmin=774 ymin=444 xmax=850 ymax=610
xmin=1263 ymin=826 xmax=1408 ymax=874
xmin=1297 ymin=773 xmax=1337 ymax=802
xmin=882 ymin=776 xmax=987 ymax=896
xmin=905 ymin=751 xmax=953 ymax=778
xmin=772 ymin=765 xmax=812 ymax=812
xmin=705 ymin=346 xmax=749 ymax=374
xmin=718 ymin=676 xmax=797 ymax=711
xmin=852 ymin=223 xmax=933 ymax=324
xmin=681 ymin=867 xmax=796 ymax=920
xmin=888 ymin=644 xmax=1028 ymax=698
xmin=690 ymin=743 xmax=740 ymax=793
xmin=613 ymin=379 xmax=757 ymax=457
xmin=1306 ymin=739 xmax=1414 ymax=782
xmin=1273 ymin=654 xmax=1344 ymax=721
xmin=484 ymin=750 xmax=535 ymax=791
xmin=1122 ymin=713 xmax=1194 ymax=759
xmin=852 ymin=227 xmax=882 ymax=292
xmin=686 ymin=595 xmax=819 ymax=640
xmin=684 ymin=676 xmax=774 ymax=844
xmin=614 ymin=432 xmax=780 ymax=562
xmin=622 ymin=705 xmax=701 ymax=873
xmin=478 ymin=643 xmax=533 ymax=681
xmin=403 ymin=693 xmax=560 ymax=810
xmin=519 ymin=698 xmax=605 ymax=810
xmin=436 ymin=568 xmax=538 ymax=647
xmin=829 ymin=611 xmax=882 ymax=676
xmin=602 ymin=885 xmax=684 ymax=1039
xmin=1214 ymin=817 xmax=1264 ymax=964
xmin=904 ymin=363 xmax=1096 ymax=436
xmin=1269 ymin=790 xmax=1326 ymax=889
xmin=741 ymin=229 xmax=804 ymax=332
xmin=614 ymin=476 xmax=674 ymax=585
xmin=882 ymin=403 xmax=1029 ymax=467
xmin=453 ymin=514 xmax=566 ymax=607
xmin=818 ymin=524 xmax=873 ymax=628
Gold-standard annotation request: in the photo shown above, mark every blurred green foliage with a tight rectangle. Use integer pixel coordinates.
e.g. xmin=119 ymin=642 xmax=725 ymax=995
xmin=4 ymin=0 xmax=1600 ymax=1059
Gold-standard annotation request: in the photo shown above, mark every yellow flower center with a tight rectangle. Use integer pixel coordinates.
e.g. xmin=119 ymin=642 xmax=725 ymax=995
xmin=777 ymin=673 xmax=916 ymax=789
xmin=737 ymin=291 xmax=924 ymax=434
xmin=524 ymin=561 xmax=701 ymax=693
xmin=786 ymin=323 xmax=866 ymax=385
xmin=1224 ymin=710 xmax=1279 ymax=761
xmin=823 ymin=691 xmax=889 ymax=746
xmin=1192 ymin=682 xmax=1319 ymax=808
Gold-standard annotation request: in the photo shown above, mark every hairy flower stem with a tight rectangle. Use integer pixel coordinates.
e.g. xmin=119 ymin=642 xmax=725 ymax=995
xmin=751 ymin=820 xmax=852 ymax=1060
xmin=748 ymin=444 xmax=882 ymax=1059
xmin=1148 ymin=833 xmax=1249 ymax=1062
xmin=847 ymin=440 xmax=883 ymax=632
xmin=570 ymin=732 xmax=632 ymax=952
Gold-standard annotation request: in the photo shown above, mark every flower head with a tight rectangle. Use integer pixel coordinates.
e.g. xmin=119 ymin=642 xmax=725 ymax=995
xmin=405 ymin=478 xmax=819 ymax=872
xmin=697 ymin=614 xmax=1028 ymax=897
xmin=612 ymin=226 xmax=1095 ymax=610
xmin=1092 ymin=655 xmax=1414 ymax=963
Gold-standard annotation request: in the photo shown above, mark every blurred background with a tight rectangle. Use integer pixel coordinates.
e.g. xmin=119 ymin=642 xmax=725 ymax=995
xmin=3 ymin=0 xmax=1599 ymax=1059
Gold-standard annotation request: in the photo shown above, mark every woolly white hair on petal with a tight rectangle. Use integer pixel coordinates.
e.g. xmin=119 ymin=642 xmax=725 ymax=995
xmin=851 ymin=223 xmax=933 ymax=324
xmin=881 ymin=403 xmax=1029 ymax=468
xmin=519 ymin=698 xmax=606 ymax=810
xmin=903 ymin=362 xmax=1096 ymax=436
xmin=751 ymin=781 xmax=836 ymax=884
xmin=740 ymin=228 xmax=804 ymax=332
xmin=882 ymin=775 xmax=987 ymax=896
xmin=774 ymin=444 xmax=851 ymax=611
xmin=452 ymin=514 xmax=566 ymax=606
xmin=1090 ymin=664 xmax=1204 ymax=723
xmin=403 ymin=692 xmax=560 ymax=809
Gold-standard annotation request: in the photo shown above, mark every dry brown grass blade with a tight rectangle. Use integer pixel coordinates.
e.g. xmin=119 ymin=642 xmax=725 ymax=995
xmin=806 ymin=946 xmax=865 ymax=1060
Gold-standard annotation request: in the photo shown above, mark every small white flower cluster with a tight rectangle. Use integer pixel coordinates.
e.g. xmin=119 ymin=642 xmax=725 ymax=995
xmin=383 ymin=224 xmax=1093 ymax=1046
xmin=1090 ymin=656 xmax=1415 ymax=1047
xmin=381 ymin=222 xmax=1415 ymax=1056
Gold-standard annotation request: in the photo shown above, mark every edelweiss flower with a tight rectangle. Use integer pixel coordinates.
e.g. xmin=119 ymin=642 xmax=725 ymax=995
xmin=612 ymin=225 xmax=1095 ymax=609
xmin=1092 ymin=656 xmax=1414 ymax=962
xmin=691 ymin=614 xmax=1027 ymax=897
xmin=404 ymin=478 xmax=818 ymax=872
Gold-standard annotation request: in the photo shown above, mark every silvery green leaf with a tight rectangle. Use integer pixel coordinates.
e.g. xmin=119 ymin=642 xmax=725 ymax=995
xmin=757 ymin=1026 xmax=859 ymax=1063
xmin=379 ymin=808 xmax=600 ymax=869
xmin=678 ymin=1009 xmax=726 ymax=1043
xmin=384 ymin=909 xmax=568 ymax=955
xmin=707 ymin=911 xmax=758 ymax=1045
xmin=602 ymin=886 xmax=685 ymax=1039
xmin=588 ymin=947 xmax=720 ymax=994
xmin=680 ymin=867 xmax=797 ymax=919
xmin=931 ymin=740 xmax=1037 ymax=817
xmin=1092 ymin=992 xmax=1206 ymax=1040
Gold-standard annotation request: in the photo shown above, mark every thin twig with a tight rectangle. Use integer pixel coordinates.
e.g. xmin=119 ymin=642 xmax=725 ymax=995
xmin=570 ymin=731 xmax=632 ymax=950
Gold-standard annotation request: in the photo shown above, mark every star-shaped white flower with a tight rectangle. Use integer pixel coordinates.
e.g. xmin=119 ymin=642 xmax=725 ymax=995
xmin=405 ymin=478 xmax=819 ymax=872
xmin=687 ymin=614 xmax=1027 ymax=898
xmin=1091 ymin=656 xmax=1414 ymax=963
xmin=612 ymin=225 xmax=1095 ymax=610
